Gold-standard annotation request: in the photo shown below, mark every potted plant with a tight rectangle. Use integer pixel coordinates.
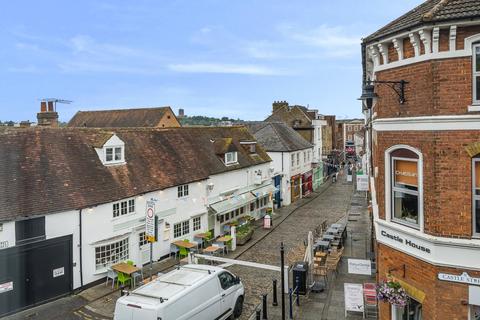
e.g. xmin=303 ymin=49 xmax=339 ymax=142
xmin=235 ymin=218 xmax=254 ymax=245
xmin=376 ymin=279 xmax=408 ymax=307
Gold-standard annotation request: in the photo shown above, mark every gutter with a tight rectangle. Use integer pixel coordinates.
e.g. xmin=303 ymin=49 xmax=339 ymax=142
xmin=79 ymin=209 xmax=83 ymax=287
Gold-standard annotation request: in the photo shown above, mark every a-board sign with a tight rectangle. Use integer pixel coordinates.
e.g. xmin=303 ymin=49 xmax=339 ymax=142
xmin=348 ymin=259 xmax=372 ymax=275
xmin=356 ymin=175 xmax=368 ymax=191
xmin=344 ymin=283 xmax=364 ymax=314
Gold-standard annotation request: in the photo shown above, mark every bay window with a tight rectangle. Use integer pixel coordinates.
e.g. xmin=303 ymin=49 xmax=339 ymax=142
xmin=95 ymin=238 xmax=129 ymax=270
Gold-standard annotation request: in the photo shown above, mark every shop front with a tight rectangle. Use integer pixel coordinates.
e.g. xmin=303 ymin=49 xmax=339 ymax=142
xmin=302 ymin=170 xmax=313 ymax=197
xmin=313 ymin=165 xmax=323 ymax=191
xmin=290 ymin=174 xmax=302 ymax=203
xmin=273 ymin=175 xmax=282 ymax=209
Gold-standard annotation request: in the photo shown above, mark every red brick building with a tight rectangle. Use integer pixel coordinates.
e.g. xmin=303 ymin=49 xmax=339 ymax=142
xmin=363 ymin=1 xmax=480 ymax=319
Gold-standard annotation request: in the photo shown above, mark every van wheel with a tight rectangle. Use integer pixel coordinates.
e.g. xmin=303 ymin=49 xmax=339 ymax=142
xmin=233 ymin=296 xmax=244 ymax=318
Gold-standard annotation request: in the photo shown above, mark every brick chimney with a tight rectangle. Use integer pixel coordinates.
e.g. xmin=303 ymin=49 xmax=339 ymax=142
xmin=272 ymin=100 xmax=288 ymax=113
xmin=37 ymin=101 xmax=59 ymax=127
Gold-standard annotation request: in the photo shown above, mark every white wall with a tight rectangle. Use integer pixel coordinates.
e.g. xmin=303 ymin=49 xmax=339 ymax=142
xmin=45 ymin=210 xmax=81 ymax=288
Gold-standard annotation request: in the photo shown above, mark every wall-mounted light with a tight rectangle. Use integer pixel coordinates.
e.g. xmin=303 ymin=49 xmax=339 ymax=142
xmin=360 ymin=80 xmax=408 ymax=105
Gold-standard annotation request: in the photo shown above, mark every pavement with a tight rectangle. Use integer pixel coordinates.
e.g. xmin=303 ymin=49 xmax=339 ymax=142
xmin=5 ymin=171 xmax=376 ymax=320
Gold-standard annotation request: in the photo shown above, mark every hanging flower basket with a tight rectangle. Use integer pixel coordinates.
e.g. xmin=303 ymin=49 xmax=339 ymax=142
xmin=376 ymin=279 xmax=408 ymax=307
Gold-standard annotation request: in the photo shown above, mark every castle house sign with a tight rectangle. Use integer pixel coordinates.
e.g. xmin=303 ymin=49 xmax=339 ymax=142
xmin=438 ymin=272 xmax=480 ymax=286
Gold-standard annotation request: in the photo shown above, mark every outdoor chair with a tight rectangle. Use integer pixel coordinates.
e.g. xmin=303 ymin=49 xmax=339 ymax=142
xmin=326 ymin=256 xmax=341 ymax=275
xmin=313 ymin=264 xmax=328 ymax=287
xmin=116 ymin=272 xmax=131 ymax=288
xmin=170 ymin=244 xmax=179 ymax=259
xmin=179 ymin=246 xmax=189 ymax=259
xmin=127 ymin=260 xmax=144 ymax=288
xmin=363 ymin=283 xmax=378 ymax=318
xmin=105 ymin=267 xmax=117 ymax=289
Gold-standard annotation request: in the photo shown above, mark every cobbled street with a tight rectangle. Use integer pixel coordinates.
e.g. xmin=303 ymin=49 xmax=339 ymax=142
xmin=227 ymin=175 xmax=354 ymax=319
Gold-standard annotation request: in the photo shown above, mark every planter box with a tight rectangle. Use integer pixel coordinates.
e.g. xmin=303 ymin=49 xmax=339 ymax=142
xmin=236 ymin=228 xmax=254 ymax=246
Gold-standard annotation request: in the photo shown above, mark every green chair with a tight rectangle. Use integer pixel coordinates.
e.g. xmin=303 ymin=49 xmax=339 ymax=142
xmin=183 ymin=239 xmax=190 ymax=243
xmin=116 ymin=272 xmax=131 ymax=288
xmin=179 ymin=247 xmax=189 ymax=259
xmin=126 ymin=260 xmax=134 ymax=266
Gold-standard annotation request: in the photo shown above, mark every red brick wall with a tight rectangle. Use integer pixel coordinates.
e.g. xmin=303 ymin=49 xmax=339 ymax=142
xmin=439 ymin=29 xmax=450 ymax=52
xmin=374 ymin=131 xmax=477 ymax=238
xmin=457 ymin=25 xmax=480 ymax=50
xmin=377 ymin=244 xmax=474 ymax=320
xmin=374 ymin=57 xmax=472 ymax=119
xmin=388 ymin=43 xmax=398 ymax=62
xmin=403 ymin=38 xmax=415 ymax=59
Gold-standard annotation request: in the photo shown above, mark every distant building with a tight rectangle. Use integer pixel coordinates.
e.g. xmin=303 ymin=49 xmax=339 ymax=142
xmin=246 ymin=121 xmax=317 ymax=207
xmin=68 ymin=106 xmax=181 ymax=128
xmin=335 ymin=119 xmax=364 ymax=160
xmin=265 ymin=101 xmax=327 ymax=164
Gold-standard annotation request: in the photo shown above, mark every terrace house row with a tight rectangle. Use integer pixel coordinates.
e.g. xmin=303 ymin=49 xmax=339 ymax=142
xmin=0 ymin=125 xmax=273 ymax=316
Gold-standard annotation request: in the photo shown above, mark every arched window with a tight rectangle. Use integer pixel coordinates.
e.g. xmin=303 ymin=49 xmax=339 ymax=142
xmin=472 ymin=157 xmax=480 ymax=236
xmin=386 ymin=146 xmax=423 ymax=229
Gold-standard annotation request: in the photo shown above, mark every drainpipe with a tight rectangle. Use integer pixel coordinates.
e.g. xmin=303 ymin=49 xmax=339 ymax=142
xmin=79 ymin=209 xmax=84 ymax=287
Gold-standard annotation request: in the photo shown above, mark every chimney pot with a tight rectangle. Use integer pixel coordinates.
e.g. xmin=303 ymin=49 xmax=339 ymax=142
xmin=40 ymin=101 xmax=47 ymax=112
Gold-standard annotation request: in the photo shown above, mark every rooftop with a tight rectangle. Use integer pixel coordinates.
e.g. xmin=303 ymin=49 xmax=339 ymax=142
xmin=245 ymin=122 xmax=313 ymax=152
xmin=364 ymin=0 xmax=480 ymax=43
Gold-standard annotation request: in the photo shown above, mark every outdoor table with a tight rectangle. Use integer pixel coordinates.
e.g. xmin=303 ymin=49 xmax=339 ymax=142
xmin=331 ymin=223 xmax=344 ymax=229
xmin=193 ymin=233 xmax=209 ymax=248
xmin=173 ymin=240 xmax=197 ymax=249
xmin=326 ymin=227 xmax=339 ymax=234
xmin=204 ymin=245 xmax=223 ymax=254
xmin=315 ymin=240 xmax=331 ymax=252
xmin=111 ymin=263 xmax=141 ymax=288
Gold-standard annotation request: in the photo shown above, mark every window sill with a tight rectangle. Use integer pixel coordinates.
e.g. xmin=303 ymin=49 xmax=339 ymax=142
xmin=468 ymin=105 xmax=480 ymax=112
xmin=391 ymin=218 xmax=420 ymax=230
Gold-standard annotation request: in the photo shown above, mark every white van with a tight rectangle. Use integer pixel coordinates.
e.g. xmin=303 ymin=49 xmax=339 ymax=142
xmin=113 ymin=264 xmax=245 ymax=320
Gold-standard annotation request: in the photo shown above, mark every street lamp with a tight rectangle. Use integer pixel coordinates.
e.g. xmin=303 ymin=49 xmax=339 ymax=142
xmin=358 ymin=83 xmax=377 ymax=178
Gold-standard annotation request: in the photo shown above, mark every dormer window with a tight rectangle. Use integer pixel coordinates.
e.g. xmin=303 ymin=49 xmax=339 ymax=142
xmin=240 ymin=141 xmax=257 ymax=154
xmin=225 ymin=151 xmax=238 ymax=165
xmin=105 ymin=146 xmax=123 ymax=163
xmin=95 ymin=134 xmax=126 ymax=166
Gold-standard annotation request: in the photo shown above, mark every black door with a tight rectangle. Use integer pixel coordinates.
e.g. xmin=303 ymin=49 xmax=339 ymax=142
xmin=0 ymin=235 xmax=73 ymax=316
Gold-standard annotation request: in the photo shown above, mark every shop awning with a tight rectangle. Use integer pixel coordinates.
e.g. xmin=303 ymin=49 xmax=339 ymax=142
xmin=209 ymin=192 xmax=256 ymax=215
xmin=251 ymin=184 xmax=276 ymax=197
xmin=390 ymin=276 xmax=426 ymax=303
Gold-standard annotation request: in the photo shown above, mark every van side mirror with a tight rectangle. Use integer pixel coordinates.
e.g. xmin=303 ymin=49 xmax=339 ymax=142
xmin=235 ymin=276 xmax=241 ymax=284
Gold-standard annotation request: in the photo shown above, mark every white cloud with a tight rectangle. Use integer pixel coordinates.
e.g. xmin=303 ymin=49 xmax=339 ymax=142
xmin=58 ymin=61 xmax=160 ymax=75
xmin=168 ymin=63 xmax=282 ymax=76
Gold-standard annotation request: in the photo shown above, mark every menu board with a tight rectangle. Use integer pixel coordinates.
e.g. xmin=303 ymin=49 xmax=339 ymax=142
xmin=344 ymin=283 xmax=364 ymax=313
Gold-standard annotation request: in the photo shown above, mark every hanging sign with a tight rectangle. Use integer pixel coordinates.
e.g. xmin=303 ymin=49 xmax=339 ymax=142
xmin=145 ymin=200 xmax=156 ymax=242
xmin=344 ymin=283 xmax=364 ymax=314
xmin=438 ymin=272 xmax=480 ymax=286
xmin=348 ymin=259 xmax=371 ymax=275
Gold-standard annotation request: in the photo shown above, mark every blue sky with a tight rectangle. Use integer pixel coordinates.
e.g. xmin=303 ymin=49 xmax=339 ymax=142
xmin=0 ymin=0 xmax=424 ymax=122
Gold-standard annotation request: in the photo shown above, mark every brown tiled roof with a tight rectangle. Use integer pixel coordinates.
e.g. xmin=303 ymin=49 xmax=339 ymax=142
xmin=0 ymin=126 xmax=271 ymax=222
xmin=364 ymin=0 xmax=480 ymax=43
xmin=68 ymin=106 xmax=177 ymax=128
xmin=265 ymin=105 xmax=312 ymax=129
xmin=245 ymin=122 xmax=313 ymax=152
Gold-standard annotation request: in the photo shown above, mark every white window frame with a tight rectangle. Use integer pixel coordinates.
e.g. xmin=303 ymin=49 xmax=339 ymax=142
xmin=472 ymin=158 xmax=480 ymax=237
xmin=178 ymin=184 xmax=189 ymax=198
xmin=94 ymin=237 xmax=129 ymax=271
xmin=291 ymin=154 xmax=295 ymax=167
xmin=138 ymin=231 xmax=148 ymax=247
xmin=385 ymin=145 xmax=424 ymax=232
xmin=225 ymin=152 xmax=238 ymax=165
xmin=391 ymin=156 xmax=420 ymax=229
xmin=112 ymin=198 xmax=135 ymax=218
xmin=473 ymin=43 xmax=480 ymax=105
xmin=104 ymin=145 xmax=124 ymax=164
xmin=193 ymin=216 xmax=201 ymax=231
xmin=173 ymin=220 xmax=190 ymax=238
xmin=296 ymin=153 xmax=300 ymax=166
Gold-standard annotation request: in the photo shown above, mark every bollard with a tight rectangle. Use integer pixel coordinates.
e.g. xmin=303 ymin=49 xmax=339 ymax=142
xmin=272 ymin=279 xmax=278 ymax=306
xmin=288 ymin=288 xmax=293 ymax=320
xmin=256 ymin=308 xmax=261 ymax=320
xmin=262 ymin=294 xmax=268 ymax=319
xmin=280 ymin=242 xmax=285 ymax=320
xmin=295 ymin=276 xmax=300 ymax=307
xmin=120 ymin=285 xmax=125 ymax=296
